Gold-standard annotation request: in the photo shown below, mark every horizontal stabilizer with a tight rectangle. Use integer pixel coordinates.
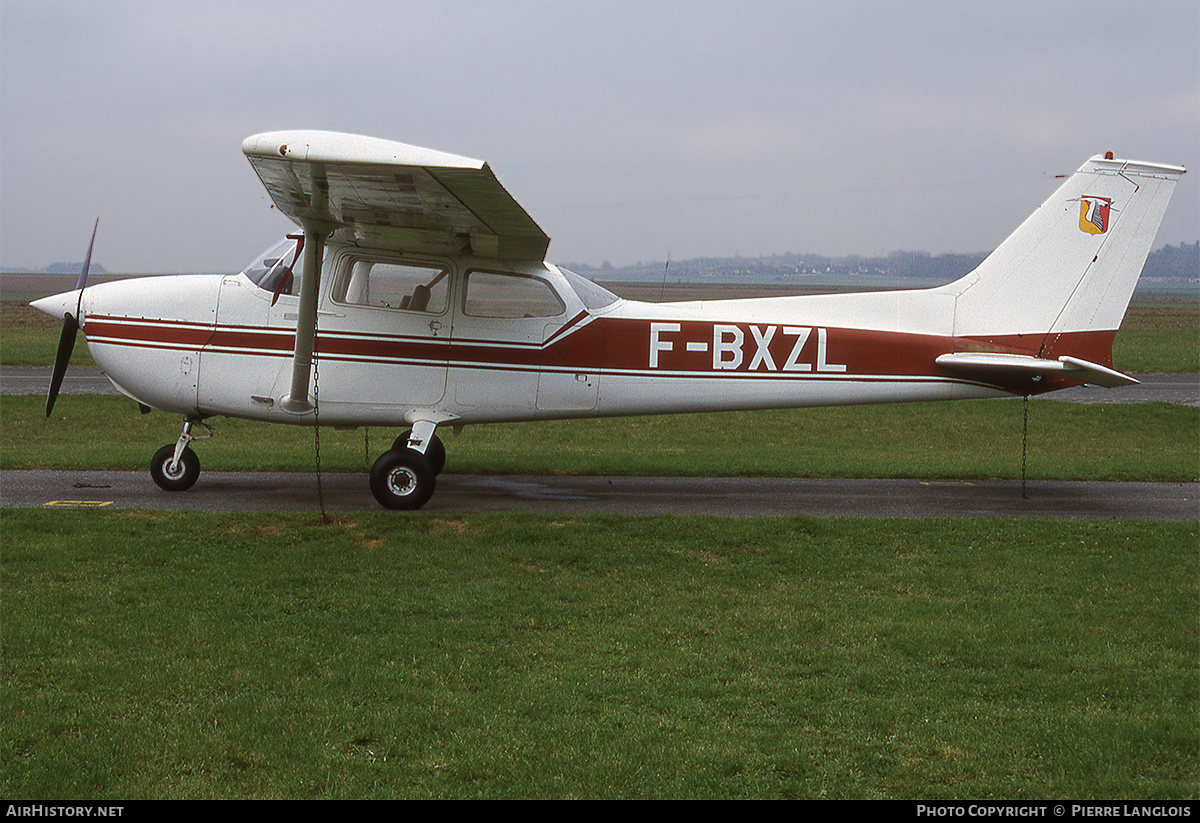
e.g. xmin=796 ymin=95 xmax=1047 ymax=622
xmin=935 ymin=352 xmax=1139 ymax=388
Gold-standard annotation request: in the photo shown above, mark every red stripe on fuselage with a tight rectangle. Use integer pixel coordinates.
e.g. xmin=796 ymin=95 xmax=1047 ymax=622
xmin=82 ymin=313 xmax=1105 ymax=394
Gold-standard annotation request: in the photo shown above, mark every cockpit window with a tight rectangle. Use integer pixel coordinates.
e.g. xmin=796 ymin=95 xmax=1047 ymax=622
xmin=241 ymin=236 xmax=301 ymax=295
xmin=559 ymin=267 xmax=620 ymax=311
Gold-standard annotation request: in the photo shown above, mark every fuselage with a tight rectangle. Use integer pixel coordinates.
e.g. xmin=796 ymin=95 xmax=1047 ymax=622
xmin=49 ymin=236 xmax=1075 ymax=430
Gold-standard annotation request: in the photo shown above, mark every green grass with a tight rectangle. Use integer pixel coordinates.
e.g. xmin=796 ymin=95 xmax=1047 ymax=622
xmin=3 ymin=394 xmax=1196 ymax=481
xmin=1115 ymin=299 xmax=1200 ymax=373
xmin=2 ymin=510 xmax=1195 ymax=799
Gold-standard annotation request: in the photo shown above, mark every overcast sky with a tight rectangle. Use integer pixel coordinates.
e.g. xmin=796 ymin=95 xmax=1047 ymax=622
xmin=2 ymin=0 xmax=1196 ymax=273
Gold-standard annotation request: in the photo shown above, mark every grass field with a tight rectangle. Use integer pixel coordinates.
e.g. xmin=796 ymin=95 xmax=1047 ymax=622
xmin=1115 ymin=297 xmax=1200 ymax=373
xmin=2 ymin=510 xmax=1196 ymax=799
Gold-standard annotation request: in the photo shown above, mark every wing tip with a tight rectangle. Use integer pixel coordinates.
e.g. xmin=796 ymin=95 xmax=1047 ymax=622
xmin=242 ymin=130 xmax=485 ymax=170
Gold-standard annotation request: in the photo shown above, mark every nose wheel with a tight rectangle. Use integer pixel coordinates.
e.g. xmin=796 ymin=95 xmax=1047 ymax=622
xmin=150 ymin=419 xmax=210 ymax=491
xmin=150 ymin=444 xmax=200 ymax=491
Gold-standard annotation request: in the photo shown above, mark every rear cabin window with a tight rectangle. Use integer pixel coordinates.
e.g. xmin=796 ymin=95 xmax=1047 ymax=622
xmin=333 ymin=259 xmax=449 ymax=313
xmin=463 ymin=271 xmax=565 ymax=318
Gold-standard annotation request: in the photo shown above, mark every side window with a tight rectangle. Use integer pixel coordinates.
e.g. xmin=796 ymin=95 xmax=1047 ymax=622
xmin=242 ymin=236 xmax=302 ymax=296
xmin=463 ymin=271 xmax=566 ymax=318
xmin=333 ymin=259 xmax=448 ymax=313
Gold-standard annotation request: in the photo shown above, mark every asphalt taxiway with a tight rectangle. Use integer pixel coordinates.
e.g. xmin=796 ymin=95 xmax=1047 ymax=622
xmin=1 ymin=470 xmax=1195 ymax=519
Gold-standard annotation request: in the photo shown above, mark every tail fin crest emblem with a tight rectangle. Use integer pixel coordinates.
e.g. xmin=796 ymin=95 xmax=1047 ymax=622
xmin=1077 ymin=195 xmax=1113 ymax=235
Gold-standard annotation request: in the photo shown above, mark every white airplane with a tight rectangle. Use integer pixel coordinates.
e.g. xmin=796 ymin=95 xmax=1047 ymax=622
xmin=31 ymin=131 xmax=1185 ymax=509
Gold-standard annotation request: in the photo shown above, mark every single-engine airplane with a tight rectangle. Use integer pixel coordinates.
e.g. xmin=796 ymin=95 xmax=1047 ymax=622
xmin=32 ymin=132 xmax=1185 ymax=509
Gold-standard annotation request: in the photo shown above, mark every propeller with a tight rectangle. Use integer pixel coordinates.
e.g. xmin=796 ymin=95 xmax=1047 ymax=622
xmin=45 ymin=218 xmax=98 ymax=417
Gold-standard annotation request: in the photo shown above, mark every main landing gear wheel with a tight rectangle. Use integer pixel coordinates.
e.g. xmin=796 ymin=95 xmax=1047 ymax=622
xmin=370 ymin=449 xmax=436 ymax=510
xmin=392 ymin=431 xmax=446 ymax=475
xmin=150 ymin=444 xmax=200 ymax=491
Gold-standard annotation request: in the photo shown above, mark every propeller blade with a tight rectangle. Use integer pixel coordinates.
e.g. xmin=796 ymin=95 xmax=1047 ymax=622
xmin=45 ymin=314 xmax=78 ymax=417
xmin=74 ymin=217 xmax=98 ymax=312
xmin=45 ymin=219 xmax=98 ymax=417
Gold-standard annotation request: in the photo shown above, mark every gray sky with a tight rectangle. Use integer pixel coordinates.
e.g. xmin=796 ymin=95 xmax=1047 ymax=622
xmin=2 ymin=0 xmax=1196 ymax=273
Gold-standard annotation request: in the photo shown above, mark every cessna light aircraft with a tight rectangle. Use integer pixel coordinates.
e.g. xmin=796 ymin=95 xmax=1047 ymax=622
xmin=32 ymin=131 xmax=1185 ymax=509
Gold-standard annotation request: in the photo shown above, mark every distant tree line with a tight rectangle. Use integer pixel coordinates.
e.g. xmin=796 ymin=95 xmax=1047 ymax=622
xmin=5 ymin=243 xmax=1196 ymax=285
xmin=2 ymin=262 xmax=109 ymax=275
xmin=1144 ymin=242 xmax=1200 ymax=280
xmin=570 ymin=243 xmax=1198 ymax=287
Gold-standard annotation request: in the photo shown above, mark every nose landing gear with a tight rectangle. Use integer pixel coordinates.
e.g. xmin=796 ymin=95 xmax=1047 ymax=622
xmin=150 ymin=419 xmax=211 ymax=491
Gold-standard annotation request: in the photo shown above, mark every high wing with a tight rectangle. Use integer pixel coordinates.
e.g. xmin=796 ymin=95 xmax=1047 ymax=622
xmin=242 ymin=130 xmax=549 ymax=261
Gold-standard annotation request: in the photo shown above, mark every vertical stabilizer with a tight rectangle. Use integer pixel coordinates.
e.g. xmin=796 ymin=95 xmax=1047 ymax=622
xmin=939 ymin=155 xmax=1184 ymax=363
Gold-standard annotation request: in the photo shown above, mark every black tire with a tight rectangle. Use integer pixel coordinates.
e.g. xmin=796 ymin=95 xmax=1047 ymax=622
xmin=150 ymin=444 xmax=200 ymax=491
xmin=391 ymin=431 xmax=446 ymax=475
xmin=369 ymin=449 xmax=436 ymax=510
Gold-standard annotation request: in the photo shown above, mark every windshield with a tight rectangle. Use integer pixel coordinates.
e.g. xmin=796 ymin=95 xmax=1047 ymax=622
xmin=240 ymin=236 xmax=301 ymax=294
xmin=559 ymin=267 xmax=620 ymax=311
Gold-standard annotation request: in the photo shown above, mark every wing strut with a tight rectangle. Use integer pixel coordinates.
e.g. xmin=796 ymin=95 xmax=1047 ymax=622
xmin=281 ymin=221 xmax=334 ymax=414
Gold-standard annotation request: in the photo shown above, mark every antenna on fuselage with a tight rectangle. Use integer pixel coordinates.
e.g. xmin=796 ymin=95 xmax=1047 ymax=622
xmin=658 ymin=252 xmax=670 ymax=302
